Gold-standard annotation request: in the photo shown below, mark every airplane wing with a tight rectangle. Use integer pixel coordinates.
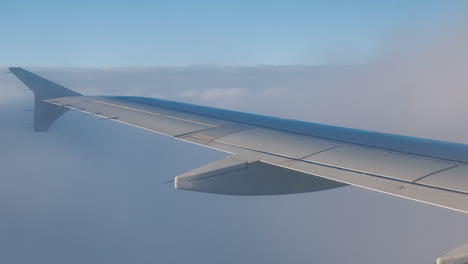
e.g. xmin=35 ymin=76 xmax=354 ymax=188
xmin=10 ymin=67 xmax=468 ymax=264
xmin=9 ymin=67 xmax=468 ymax=214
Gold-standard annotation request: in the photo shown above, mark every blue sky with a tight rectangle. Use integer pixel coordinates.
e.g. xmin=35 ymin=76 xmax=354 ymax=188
xmin=1 ymin=0 xmax=465 ymax=66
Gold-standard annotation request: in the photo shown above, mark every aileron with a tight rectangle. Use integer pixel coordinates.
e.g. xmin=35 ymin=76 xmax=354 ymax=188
xmin=305 ymin=145 xmax=456 ymax=182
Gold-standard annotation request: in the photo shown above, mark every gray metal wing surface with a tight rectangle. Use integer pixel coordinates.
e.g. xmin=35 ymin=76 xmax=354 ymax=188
xmin=9 ymin=67 xmax=468 ymax=214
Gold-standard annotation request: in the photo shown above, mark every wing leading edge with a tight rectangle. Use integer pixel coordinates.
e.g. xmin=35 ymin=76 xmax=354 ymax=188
xmin=9 ymin=67 xmax=468 ymax=214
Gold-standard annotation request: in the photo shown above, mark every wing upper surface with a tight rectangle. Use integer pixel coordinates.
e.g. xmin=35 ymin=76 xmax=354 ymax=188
xmin=9 ymin=67 xmax=468 ymax=213
xmin=44 ymin=95 xmax=468 ymax=213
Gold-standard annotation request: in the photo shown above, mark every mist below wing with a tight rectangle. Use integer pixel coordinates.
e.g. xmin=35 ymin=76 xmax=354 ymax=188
xmin=44 ymin=95 xmax=468 ymax=213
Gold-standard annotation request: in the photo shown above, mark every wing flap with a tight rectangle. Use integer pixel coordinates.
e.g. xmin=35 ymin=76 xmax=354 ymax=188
xmin=176 ymin=138 xmax=468 ymax=212
xmin=418 ymin=165 xmax=468 ymax=193
xmin=276 ymin=159 xmax=468 ymax=213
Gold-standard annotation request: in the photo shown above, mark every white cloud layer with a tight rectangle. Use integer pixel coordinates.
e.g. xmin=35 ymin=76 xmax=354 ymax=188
xmin=2 ymin=14 xmax=468 ymax=264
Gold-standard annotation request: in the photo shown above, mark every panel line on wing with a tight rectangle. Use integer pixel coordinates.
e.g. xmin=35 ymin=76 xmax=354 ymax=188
xmin=299 ymin=145 xmax=344 ymax=160
xmin=92 ymin=99 xmax=219 ymax=128
xmin=411 ymin=164 xmax=459 ymax=183
xmin=174 ymin=127 xmax=219 ymax=138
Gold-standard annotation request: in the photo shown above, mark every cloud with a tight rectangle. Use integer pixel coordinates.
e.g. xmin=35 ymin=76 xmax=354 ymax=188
xmin=3 ymin=14 xmax=468 ymax=264
xmin=180 ymin=87 xmax=244 ymax=99
xmin=178 ymin=87 xmax=282 ymax=101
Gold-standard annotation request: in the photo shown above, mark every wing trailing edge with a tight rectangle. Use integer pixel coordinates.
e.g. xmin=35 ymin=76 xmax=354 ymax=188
xmin=8 ymin=68 xmax=468 ymax=212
